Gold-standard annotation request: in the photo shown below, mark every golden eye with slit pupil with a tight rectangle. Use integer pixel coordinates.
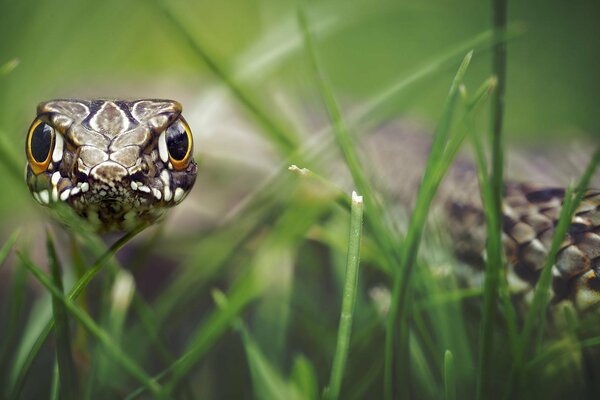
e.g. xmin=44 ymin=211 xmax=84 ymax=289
xmin=166 ymin=119 xmax=192 ymax=170
xmin=26 ymin=119 xmax=55 ymax=175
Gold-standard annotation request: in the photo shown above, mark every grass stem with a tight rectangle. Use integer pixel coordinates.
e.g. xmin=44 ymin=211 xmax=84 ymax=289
xmin=325 ymin=191 xmax=364 ymax=400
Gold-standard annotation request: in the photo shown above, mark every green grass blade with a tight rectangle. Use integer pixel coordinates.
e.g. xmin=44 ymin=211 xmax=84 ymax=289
xmin=91 ymin=269 xmax=136 ymax=396
xmin=468 ymin=88 xmax=519 ymax=400
xmin=0 ymin=248 xmax=27 ymax=388
xmin=298 ymin=9 xmax=400 ymax=271
xmin=383 ymin=51 xmax=473 ymax=400
xmin=476 ymin=1 xmax=508 ymax=397
xmin=47 ymin=232 xmax=79 ymax=400
xmin=444 ymin=350 xmax=456 ymax=400
xmin=290 ymin=355 xmax=319 ymax=400
xmin=50 ymin=361 xmax=60 ymax=400
xmin=324 ymin=192 xmax=364 ymax=400
xmin=7 ymin=294 xmax=52 ymax=399
xmin=0 ymin=230 xmax=18 ymax=270
xmin=146 ymin=0 xmax=298 ymax=155
xmin=237 ymin=322 xmax=302 ymax=400
xmin=17 ymin=253 xmax=164 ymax=398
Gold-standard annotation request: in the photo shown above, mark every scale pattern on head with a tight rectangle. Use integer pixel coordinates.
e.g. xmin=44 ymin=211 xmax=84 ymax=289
xmin=25 ymin=99 xmax=197 ymax=232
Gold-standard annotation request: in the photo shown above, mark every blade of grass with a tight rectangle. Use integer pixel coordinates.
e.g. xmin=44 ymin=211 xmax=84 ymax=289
xmin=290 ymin=355 xmax=319 ymax=400
xmin=324 ymin=191 xmax=364 ymax=400
xmin=299 ymin=10 xmax=401 ymax=272
xmin=237 ymin=321 xmax=303 ymax=400
xmin=47 ymin=232 xmax=79 ymax=400
xmin=444 ymin=350 xmax=456 ymax=400
xmin=90 ymin=270 xmax=136 ymax=397
xmin=0 ymin=230 xmax=18 ymax=269
xmin=476 ymin=0 xmax=508 ymax=397
xmin=50 ymin=362 xmax=60 ymax=400
xmin=146 ymin=0 xmax=298 ymax=155
xmin=0 ymin=247 xmax=27 ymax=387
xmin=6 ymin=293 xmax=51 ymax=398
xmin=17 ymin=253 xmax=163 ymax=398
xmin=383 ymin=52 xmax=474 ymax=400
xmin=468 ymin=91 xmax=519 ymax=400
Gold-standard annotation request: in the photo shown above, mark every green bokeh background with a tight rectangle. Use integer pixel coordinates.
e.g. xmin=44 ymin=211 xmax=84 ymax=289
xmin=1 ymin=0 xmax=598 ymax=133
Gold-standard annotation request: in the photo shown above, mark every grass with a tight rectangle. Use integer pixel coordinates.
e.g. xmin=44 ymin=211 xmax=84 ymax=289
xmin=0 ymin=1 xmax=599 ymax=399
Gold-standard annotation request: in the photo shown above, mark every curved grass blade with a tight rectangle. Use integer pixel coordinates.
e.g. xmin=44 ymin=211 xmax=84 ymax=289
xmin=0 ymin=237 xmax=26 ymax=387
xmin=47 ymin=232 xmax=79 ymax=400
xmin=383 ymin=52 xmax=474 ymax=400
xmin=290 ymin=355 xmax=319 ymax=400
xmin=238 ymin=322 xmax=303 ymax=400
xmin=0 ymin=230 xmax=18 ymax=270
xmin=298 ymin=9 xmax=400 ymax=274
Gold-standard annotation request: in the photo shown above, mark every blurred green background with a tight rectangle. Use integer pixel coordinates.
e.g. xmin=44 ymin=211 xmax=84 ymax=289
xmin=0 ymin=0 xmax=599 ymax=398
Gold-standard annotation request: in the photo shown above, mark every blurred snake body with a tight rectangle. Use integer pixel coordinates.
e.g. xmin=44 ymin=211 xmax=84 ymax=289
xmin=25 ymin=99 xmax=197 ymax=232
xmin=364 ymin=127 xmax=600 ymax=311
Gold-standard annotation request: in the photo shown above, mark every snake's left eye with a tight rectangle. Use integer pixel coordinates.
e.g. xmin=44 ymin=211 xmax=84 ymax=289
xmin=26 ymin=119 xmax=55 ymax=175
xmin=159 ymin=118 xmax=193 ymax=170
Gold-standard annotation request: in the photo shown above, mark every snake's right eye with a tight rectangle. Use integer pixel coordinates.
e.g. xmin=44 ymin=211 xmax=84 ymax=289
xmin=26 ymin=119 xmax=55 ymax=175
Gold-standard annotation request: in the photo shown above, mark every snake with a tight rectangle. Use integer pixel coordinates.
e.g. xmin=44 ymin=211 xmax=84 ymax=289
xmin=24 ymin=100 xmax=599 ymax=310
xmin=25 ymin=99 xmax=197 ymax=232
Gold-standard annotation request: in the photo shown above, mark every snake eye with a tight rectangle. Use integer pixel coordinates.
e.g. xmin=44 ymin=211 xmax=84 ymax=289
xmin=26 ymin=119 xmax=55 ymax=175
xmin=163 ymin=118 xmax=193 ymax=170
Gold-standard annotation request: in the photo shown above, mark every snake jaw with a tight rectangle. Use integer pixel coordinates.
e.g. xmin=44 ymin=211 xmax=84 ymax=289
xmin=26 ymin=99 xmax=197 ymax=232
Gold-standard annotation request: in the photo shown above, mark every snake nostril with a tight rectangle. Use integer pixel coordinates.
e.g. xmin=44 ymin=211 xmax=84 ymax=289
xmin=90 ymin=161 xmax=128 ymax=184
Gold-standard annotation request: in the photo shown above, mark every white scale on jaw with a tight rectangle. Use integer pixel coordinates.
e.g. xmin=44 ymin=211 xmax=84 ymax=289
xmin=33 ymin=158 xmax=183 ymax=205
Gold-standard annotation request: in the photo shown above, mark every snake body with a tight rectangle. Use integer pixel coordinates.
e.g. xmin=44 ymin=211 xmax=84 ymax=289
xmin=25 ymin=99 xmax=197 ymax=232
xmin=364 ymin=125 xmax=600 ymax=310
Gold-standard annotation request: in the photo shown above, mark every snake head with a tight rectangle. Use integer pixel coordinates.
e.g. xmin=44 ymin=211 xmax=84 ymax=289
xmin=25 ymin=99 xmax=197 ymax=232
